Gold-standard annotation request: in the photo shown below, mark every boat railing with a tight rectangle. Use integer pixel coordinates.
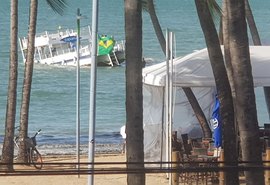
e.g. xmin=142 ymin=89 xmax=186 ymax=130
xmin=80 ymin=45 xmax=90 ymax=56
xmin=20 ymin=25 xmax=92 ymax=51
xmin=20 ymin=37 xmax=28 ymax=49
xmin=49 ymin=45 xmax=89 ymax=59
xmin=114 ymin=40 xmax=125 ymax=52
xmin=57 ymin=25 xmax=91 ymax=39
xmin=35 ymin=31 xmax=49 ymax=38
xmin=52 ymin=52 xmax=75 ymax=61
xmin=59 ymin=48 xmax=75 ymax=55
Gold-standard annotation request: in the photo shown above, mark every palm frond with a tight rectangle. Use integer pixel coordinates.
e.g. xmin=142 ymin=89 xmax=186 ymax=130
xmin=207 ymin=0 xmax=222 ymax=26
xmin=207 ymin=0 xmax=222 ymax=17
xmin=45 ymin=0 xmax=68 ymax=16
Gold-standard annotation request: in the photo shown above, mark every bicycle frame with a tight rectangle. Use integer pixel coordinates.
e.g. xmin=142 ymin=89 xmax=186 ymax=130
xmin=13 ymin=128 xmax=43 ymax=169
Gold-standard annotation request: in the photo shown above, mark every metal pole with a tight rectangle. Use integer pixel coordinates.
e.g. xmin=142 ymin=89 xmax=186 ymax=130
xmin=169 ymin=31 xmax=174 ymax=185
xmin=165 ymin=28 xmax=170 ymax=178
xmin=88 ymin=0 xmax=99 ymax=184
xmin=76 ymin=8 xmax=81 ymax=176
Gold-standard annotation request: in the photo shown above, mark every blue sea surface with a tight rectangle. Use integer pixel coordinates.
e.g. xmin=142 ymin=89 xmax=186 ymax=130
xmin=0 ymin=0 xmax=269 ymax=154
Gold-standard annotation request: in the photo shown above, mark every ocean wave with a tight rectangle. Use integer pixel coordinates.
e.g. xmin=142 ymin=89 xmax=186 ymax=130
xmin=0 ymin=131 xmax=125 ymax=155
xmin=0 ymin=143 xmax=123 ymax=156
xmin=37 ymin=143 xmax=123 ymax=155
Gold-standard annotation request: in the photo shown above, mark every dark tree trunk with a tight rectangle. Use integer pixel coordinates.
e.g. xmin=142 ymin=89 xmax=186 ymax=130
xmin=244 ymin=0 xmax=270 ymax=120
xmin=18 ymin=0 xmax=38 ymax=163
xmin=226 ymin=0 xmax=264 ymax=184
xmin=244 ymin=0 xmax=261 ymax=46
xmin=146 ymin=0 xmax=211 ymax=138
xmin=147 ymin=0 xmax=166 ymax=55
xmin=195 ymin=0 xmax=239 ymax=184
xmin=264 ymin=87 xmax=270 ymax=120
xmin=222 ymin=0 xmax=239 ymax=162
xmin=1 ymin=0 xmax=18 ymax=171
xmin=182 ymin=87 xmax=212 ymax=138
xmin=124 ymin=0 xmax=145 ymax=184
xmin=222 ymin=0 xmax=235 ymax=97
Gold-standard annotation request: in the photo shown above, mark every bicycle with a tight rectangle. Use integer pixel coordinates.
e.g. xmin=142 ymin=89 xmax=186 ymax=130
xmin=14 ymin=127 xmax=43 ymax=169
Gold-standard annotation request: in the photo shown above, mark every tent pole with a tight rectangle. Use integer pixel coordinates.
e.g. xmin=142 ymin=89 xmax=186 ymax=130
xmin=165 ymin=29 xmax=170 ymax=179
xmin=165 ymin=30 xmax=175 ymax=185
xmin=169 ymin=31 xmax=174 ymax=185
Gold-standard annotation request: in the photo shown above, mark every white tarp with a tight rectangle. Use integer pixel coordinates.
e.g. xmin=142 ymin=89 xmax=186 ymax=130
xmin=142 ymin=46 xmax=270 ymax=162
xmin=143 ymin=46 xmax=270 ymax=87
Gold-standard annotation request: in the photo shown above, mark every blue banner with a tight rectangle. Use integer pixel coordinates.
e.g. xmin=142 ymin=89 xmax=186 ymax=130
xmin=60 ymin=36 xmax=77 ymax=43
xmin=211 ymin=96 xmax=222 ymax=148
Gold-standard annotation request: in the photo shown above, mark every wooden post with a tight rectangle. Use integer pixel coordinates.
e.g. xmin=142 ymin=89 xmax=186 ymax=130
xmin=172 ymin=151 xmax=179 ymax=185
xmin=219 ymin=149 xmax=225 ymax=185
xmin=265 ymin=147 xmax=270 ymax=184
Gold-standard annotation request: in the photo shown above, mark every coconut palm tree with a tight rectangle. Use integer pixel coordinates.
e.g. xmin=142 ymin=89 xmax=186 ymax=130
xmin=195 ymin=0 xmax=239 ymax=183
xmin=224 ymin=0 xmax=264 ymax=184
xmin=124 ymin=0 xmax=145 ymax=184
xmin=1 ymin=0 xmax=18 ymax=171
xmin=142 ymin=0 xmax=212 ymax=138
xmin=244 ymin=0 xmax=270 ymax=120
xmin=220 ymin=0 xmax=265 ymax=183
xmin=142 ymin=0 xmax=166 ymax=54
xmin=17 ymin=0 xmax=67 ymax=163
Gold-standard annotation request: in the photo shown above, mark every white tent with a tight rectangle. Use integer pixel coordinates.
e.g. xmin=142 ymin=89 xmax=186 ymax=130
xmin=142 ymin=46 xmax=270 ymax=162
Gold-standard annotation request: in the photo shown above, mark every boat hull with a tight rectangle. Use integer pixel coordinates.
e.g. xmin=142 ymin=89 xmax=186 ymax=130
xmin=34 ymin=52 xmax=125 ymax=67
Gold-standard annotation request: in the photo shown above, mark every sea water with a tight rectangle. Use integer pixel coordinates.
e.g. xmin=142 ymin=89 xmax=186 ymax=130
xmin=0 ymin=0 xmax=269 ymax=154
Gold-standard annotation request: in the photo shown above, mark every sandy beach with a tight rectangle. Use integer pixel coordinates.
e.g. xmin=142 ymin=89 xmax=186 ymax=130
xmin=0 ymin=154 xmax=170 ymax=185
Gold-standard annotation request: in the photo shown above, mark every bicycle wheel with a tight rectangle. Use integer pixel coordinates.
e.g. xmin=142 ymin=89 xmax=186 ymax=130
xmin=31 ymin=148 xmax=43 ymax=169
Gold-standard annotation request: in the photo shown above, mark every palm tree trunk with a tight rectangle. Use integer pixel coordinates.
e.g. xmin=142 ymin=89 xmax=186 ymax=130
xmin=263 ymin=87 xmax=270 ymax=120
xmin=1 ymin=0 xmax=18 ymax=171
xmin=222 ymin=0 xmax=240 ymax=163
xmin=125 ymin=0 xmax=145 ymax=184
xmin=226 ymin=0 xmax=264 ymax=184
xmin=244 ymin=0 xmax=270 ymax=120
xmin=182 ymin=88 xmax=212 ymax=138
xmin=147 ymin=0 xmax=166 ymax=54
xmin=17 ymin=0 xmax=38 ymax=163
xmin=245 ymin=0 xmax=261 ymax=45
xmin=146 ymin=0 xmax=211 ymax=138
xmin=222 ymin=0 xmax=235 ymax=97
xmin=195 ymin=0 xmax=239 ymax=184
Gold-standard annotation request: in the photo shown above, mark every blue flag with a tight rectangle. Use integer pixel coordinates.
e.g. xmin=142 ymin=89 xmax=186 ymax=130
xmin=211 ymin=96 xmax=222 ymax=148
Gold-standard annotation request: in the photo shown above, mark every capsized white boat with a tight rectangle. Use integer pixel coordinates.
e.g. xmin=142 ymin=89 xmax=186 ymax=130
xmin=19 ymin=25 xmax=125 ymax=66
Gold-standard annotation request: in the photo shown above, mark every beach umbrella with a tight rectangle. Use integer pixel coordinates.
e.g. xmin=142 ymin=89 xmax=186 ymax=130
xmin=211 ymin=96 xmax=222 ymax=148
